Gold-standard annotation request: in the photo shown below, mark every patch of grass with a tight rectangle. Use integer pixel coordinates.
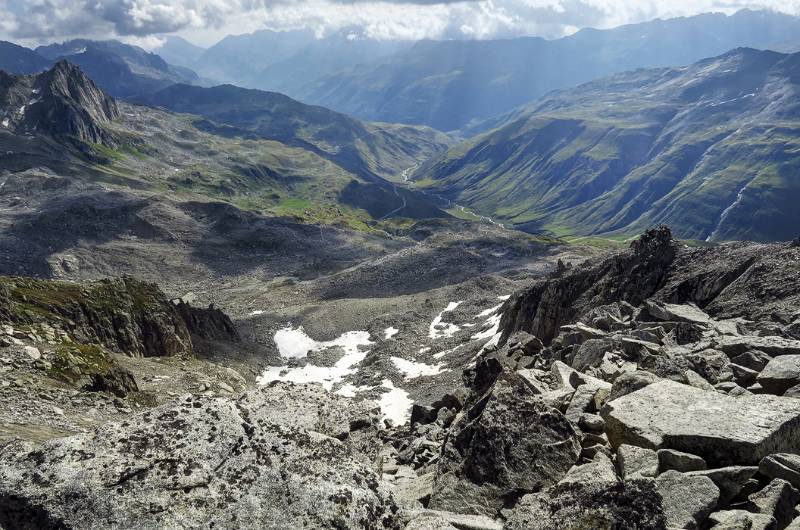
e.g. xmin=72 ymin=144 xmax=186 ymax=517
xmin=49 ymin=343 xmax=112 ymax=384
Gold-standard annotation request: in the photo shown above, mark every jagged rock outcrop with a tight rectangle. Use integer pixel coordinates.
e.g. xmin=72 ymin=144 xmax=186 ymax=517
xmin=0 ymin=275 xmax=191 ymax=358
xmin=499 ymin=227 xmax=800 ymax=345
xmin=173 ymin=299 xmax=241 ymax=343
xmin=499 ymin=226 xmax=677 ymax=344
xmin=0 ymin=382 xmax=399 ymax=529
xmin=0 ymin=60 xmax=118 ymax=144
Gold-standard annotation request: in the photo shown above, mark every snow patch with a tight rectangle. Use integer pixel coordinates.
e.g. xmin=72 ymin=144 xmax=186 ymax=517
xmin=476 ymin=304 xmax=503 ymax=318
xmin=249 ymin=310 xmax=265 ymax=316
xmin=272 ymin=325 xmax=372 ymax=360
xmin=1 ymin=119 xmax=8 ymax=128
xmin=379 ymin=380 xmax=412 ymax=425
xmin=418 ymin=346 xmax=431 ymax=354
xmin=497 ymin=295 xmax=511 ymax=301
xmin=481 ymin=332 xmax=503 ymax=351
xmin=706 ymin=181 xmax=751 ymax=242
xmin=335 ymin=383 xmax=372 ymax=398
xmin=429 ymin=301 xmax=462 ymax=339
xmin=472 ymin=314 xmax=502 ymax=341
xmin=257 ymin=326 xmax=374 ymax=391
xmin=391 ymin=357 xmax=446 ymax=379
xmin=433 ymin=344 xmax=463 ymax=360
xmin=384 ymin=327 xmax=399 ymax=340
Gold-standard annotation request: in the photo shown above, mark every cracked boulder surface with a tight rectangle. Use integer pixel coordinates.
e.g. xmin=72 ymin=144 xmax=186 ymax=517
xmin=428 ymin=373 xmax=581 ymax=517
xmin=0 ymin=382 xmax=400 ymax=530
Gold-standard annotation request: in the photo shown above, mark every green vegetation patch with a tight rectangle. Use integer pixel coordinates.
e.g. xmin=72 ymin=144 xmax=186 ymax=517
xmin=48 ymin=343 xmax=112 ymax=385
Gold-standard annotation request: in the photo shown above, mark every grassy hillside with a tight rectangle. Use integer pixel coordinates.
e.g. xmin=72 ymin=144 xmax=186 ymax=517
xmin=415 ymin=48 xmax=800 ymax=242
xmin=134 ymin=84 xmax=452 ymax=182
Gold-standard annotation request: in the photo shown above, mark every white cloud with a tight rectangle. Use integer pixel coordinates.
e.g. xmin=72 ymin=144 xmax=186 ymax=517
xmin=1 ymin=0 xmax=799 ymax=46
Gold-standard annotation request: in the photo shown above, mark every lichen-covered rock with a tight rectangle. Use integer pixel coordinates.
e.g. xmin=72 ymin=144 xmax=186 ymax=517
xmin=428 ymin=375 xmax=581 ymax=517
xmin=618 ymin=444 xmax=659 ymax=480
xmin=504 ymin=479 xmax=667 ymax=530
xmin=656 ymin=470 xmax=719 ymax=530
xmin=0 ymin=382 xmax=399 ymax=530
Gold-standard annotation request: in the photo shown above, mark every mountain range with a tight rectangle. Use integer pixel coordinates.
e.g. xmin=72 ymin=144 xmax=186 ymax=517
xmin=133 ymin=83 xmax=450 ymax=182
xmin=295 ymin=9 xmax=800 ymax=131
xmin=414 ymin=47 xmax=800 ymax=242
xmin=0 ymin=62 xmax=449 ymax=234
xmin=0 ymin=39 xmax=200 ymax=99
xmin=152 ymin=27 xmax=413 ymax=96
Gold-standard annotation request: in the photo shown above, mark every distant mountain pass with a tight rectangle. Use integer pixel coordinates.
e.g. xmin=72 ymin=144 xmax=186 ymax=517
xmin=415 ymin=48 xmax=800 ymax=243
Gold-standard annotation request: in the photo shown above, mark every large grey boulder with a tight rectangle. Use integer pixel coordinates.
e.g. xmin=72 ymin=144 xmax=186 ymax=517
xmin=428 ymin=375 xmax=581 ymax=517
xmin=760 ymin=454 xmax=800 ymax=490
xmin=758 ymin=356 xmax=800 ymax=395
xmin=748 ymin=479 xmax=800 ymax=529
xmin=608 ymin=370 xmax=660 ymax=401
xmin=656 ymin=470 xmax=720 ymax=530
xmin=731 ymin=350 xmax=773 ymax=372
xmin=645 ymin=301 xmax=711 ymax=324
xmin=558 ymin=453 xmax=618 ymax=488
xmin=658 ymin=449 xmax=707 ymax=473
xmin=686 ymin=466 xmax=759 ymax=505
xmin=504 ymin=479 xmax=666 ymax=530
xmin=716 ymin=336 xmax=800 ymax=358
xmin=618 ymin=444 xmax=659 ymax=480
xmin=573 ymin=338 xmax=615 ymax=372
xmin=708 ymin=510 xmax=777 ymax=530
xmin=0 ymin=383 xmax=400 ymax=530
xmin=602 ymin=380 xmax=800 ymax=466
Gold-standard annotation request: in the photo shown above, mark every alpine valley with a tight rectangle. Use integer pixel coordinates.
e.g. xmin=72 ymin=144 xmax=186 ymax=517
xmin=0 ymin=7 xmax=800 ymax=530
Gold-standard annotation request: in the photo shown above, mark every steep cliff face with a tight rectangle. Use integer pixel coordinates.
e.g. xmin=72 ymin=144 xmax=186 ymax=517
xmin=0 ymin=60 xmax=118 ymax=144
xmin=0 ymin=275 xmax=191 ymax=358
xmin=499 ymin=227 xmax=678 ymax=344
xmin=173 ymin=300 xmax=241 ymax=343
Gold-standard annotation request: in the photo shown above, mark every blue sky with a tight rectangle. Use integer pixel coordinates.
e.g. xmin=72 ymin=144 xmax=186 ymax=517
xmin=1 ymin=0 xmax=799 ymax=47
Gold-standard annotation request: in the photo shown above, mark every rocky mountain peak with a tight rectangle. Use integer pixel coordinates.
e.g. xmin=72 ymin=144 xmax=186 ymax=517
xmin=0 ymin=60 xmax=118 ymax=145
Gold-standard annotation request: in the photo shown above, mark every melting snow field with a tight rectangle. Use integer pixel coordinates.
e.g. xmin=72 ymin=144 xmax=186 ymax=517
xmin=257 ymin=326 xmax=373 ymax=390
xmin=391 ymin=357 xmax=447 ymax=379
xmin=379 ymin=380 xmax=413 ymax=425
xmin=272 ymin=326 xmax=372 ymax=359
xmin=257 ymin=326 xmax=414 ymax=425
xmin=476 ymin=304 xmax=503 ymax=318
xmin=429 ymin=301 xmax=463 ymax=339
xmin=472 ymin=314 xmax=502 ymax=341
xmin=258 ymin=295 xmax=511 ymax=426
